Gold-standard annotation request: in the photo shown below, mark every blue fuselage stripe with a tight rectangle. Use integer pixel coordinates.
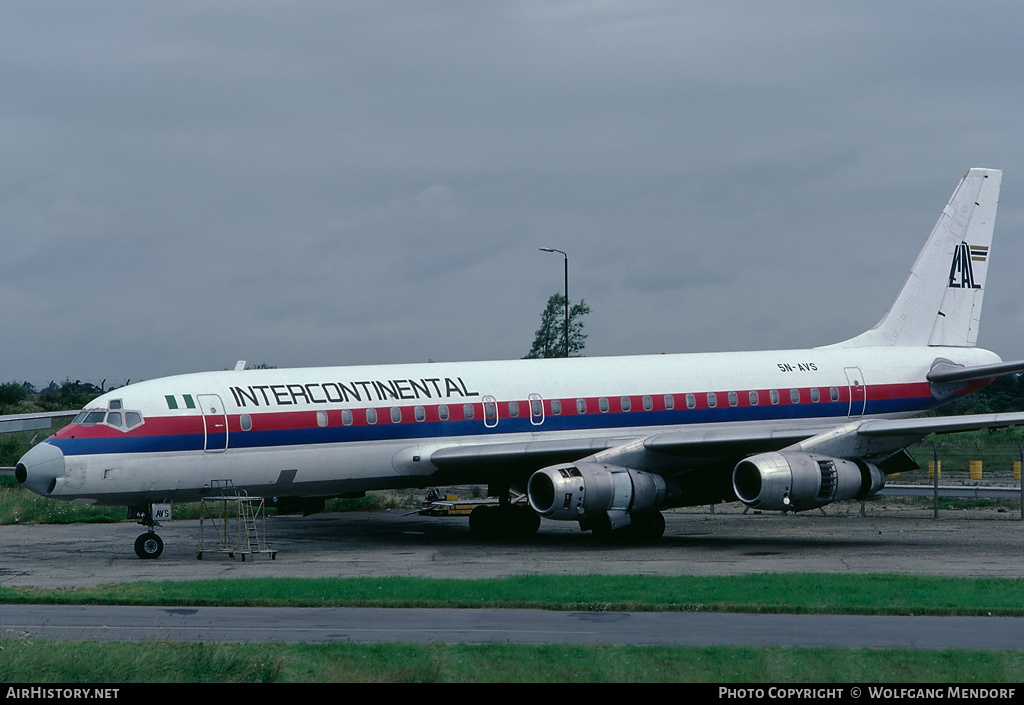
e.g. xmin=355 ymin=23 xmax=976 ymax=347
xmin=48 ymin=395 xmax=943 ymax=457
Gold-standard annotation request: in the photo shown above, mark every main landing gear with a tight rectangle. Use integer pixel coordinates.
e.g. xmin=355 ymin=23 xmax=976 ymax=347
xmin=582 ymin=510 xmax=666 ymax=543
xmin=469 ymin=503 xmax=541 ymax=539
xmin=468 ymin=487 xmax=541 ymax=539
xmin=128 ymin=503 xmax=170 ymax=559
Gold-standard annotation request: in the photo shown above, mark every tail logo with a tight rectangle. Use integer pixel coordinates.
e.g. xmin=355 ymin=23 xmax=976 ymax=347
xmin=947 ymin=242 xmax=987 ymax=289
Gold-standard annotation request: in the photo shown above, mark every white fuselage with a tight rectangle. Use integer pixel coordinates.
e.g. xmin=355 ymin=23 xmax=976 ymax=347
xmin=33 ymin=344 xmax=998 ymax=506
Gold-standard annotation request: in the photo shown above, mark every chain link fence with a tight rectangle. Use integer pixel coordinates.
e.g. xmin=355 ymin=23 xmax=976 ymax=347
xmin=866 ymin=440 xmax=1024 ymax=520
xmin=678 ymin=441 xmax=1024 ymax=520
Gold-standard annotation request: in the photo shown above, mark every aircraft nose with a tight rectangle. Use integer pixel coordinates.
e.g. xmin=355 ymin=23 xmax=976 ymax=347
xmin=15 ymin=442 xmax=66 ymax=496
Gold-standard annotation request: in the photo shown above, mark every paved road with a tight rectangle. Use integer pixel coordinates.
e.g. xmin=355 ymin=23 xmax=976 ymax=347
xmin=4 ymin=604 xmax=1024 ymax=649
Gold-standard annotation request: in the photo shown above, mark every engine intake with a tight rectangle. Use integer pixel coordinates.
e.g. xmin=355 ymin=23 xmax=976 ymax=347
xmin=528 ymin=462 xmax=668 ymax=522
xmin=732 ymin=451 xmax=885 ymax=511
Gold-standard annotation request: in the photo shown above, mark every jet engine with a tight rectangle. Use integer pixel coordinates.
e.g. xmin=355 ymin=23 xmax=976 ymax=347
xmin=527 ymin=461 xmax=668 ymax=526
xmin=732 ymin=451 xmax=885 ymax=512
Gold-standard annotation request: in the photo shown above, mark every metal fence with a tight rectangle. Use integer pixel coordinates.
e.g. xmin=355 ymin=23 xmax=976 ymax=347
xmin=868 ymin=441 xmax=1024 ymax=520
xmin=681 ymin=441 xmax=1024 ymax=520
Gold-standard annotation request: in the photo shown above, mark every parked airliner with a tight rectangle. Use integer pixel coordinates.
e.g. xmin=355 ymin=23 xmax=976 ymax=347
xmin=16 ymin=168 xmax=1024 ymax=558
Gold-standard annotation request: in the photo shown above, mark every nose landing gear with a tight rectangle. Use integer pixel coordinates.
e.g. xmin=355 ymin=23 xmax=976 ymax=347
xmin=128 ymin=503 xmax=171 ymax=559
xmin=134 ymin=531 xmax=164 ymax=559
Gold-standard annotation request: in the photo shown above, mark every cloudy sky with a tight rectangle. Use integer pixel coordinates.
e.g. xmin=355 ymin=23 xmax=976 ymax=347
xmin=4 ymin=1 xmax=1024 ymax=387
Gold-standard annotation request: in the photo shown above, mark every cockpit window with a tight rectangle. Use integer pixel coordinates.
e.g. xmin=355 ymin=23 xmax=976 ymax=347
xmin=78 ymin=407 xmax=145 ymax=431
xmin=83 ymin=411 xmax=106 ymax=425
xmin=108 ymin=399 xmax=122 ymax=410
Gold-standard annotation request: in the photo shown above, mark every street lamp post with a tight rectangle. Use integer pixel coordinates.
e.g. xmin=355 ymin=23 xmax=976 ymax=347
xmin=539 ymin=247 xmax=569 ymax=358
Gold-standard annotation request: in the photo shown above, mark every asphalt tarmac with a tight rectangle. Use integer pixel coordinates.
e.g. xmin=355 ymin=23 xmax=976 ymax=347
xmin=4 ymin=506 xmax=1024 ymax=648
xmin=3 ymin=504 xmax=1023 ymax=590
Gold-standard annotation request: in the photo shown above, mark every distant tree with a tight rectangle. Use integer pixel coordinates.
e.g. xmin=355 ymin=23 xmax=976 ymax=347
xmin=0 ymin=382 xmax=28 ymax=411
xmin=38 ymin=379 xmax=102 ymax=411
xmin=524 ymin=293 xmax=591 ymax=359
xmin=0 ymin=433 xmax=29 ymax=466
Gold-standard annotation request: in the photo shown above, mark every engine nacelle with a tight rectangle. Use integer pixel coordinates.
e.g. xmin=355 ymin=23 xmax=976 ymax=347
xmin=732 ymin=451 xmax=885 ymax=512
xmin=528 ymin=462 xmax=668 ymax=523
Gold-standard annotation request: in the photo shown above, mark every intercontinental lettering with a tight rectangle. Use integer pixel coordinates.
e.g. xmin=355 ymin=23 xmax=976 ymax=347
xmin=228 ymin=377 xmax=480 ymax=407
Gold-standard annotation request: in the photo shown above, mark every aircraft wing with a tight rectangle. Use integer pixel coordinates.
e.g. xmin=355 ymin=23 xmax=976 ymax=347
xmin=780 ymin=411 xmax=1024 ymax=460
xmin=430 ymin=437 xmax=631 ymax=474
xmin=429 ymin=421 xmax=851 ymax=485
xmin=0 ymin=410 xmax=79 ymax=434
xmin=430 ymin=412 xmax=1024 ymax=483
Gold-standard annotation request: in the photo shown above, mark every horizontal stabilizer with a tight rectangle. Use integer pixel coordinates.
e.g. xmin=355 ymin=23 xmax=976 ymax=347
xmin=927 ymin=359 xmax=1024 ymax=384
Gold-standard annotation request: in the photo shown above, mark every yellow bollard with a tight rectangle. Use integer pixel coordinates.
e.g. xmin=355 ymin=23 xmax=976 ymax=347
xmin=1014 ymin=461 xmax=1021 ymax=481
xmin=969 ymin=460 xmax=982 ymax=480
xmin=928 ymin=460 xmax=941 ymax=479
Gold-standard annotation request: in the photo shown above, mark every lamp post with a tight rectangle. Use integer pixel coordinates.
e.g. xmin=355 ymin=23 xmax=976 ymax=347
xmin=539 ymin=247 xmax=569 ymax=358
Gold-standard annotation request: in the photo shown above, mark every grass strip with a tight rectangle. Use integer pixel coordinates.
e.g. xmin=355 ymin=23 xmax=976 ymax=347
xmin=3 ymin=640 xmax=1024 ymax=682
xmin=3 ymin=574 xmax=1024 ymax=616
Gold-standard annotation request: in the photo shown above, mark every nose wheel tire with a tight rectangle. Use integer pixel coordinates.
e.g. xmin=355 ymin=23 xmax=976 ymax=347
xmin=134 ymin=532 xmax=164 ymax=559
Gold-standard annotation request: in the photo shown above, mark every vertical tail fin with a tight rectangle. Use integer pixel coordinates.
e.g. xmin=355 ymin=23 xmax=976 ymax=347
xmin=838 ymin=168 xmax=1001 ymax=348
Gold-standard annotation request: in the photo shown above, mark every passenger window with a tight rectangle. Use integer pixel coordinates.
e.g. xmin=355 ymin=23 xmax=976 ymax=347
xmin=551 ymin=399 xmax=562 ymax=415
xmin=391 ymin=407 xmax=402 ymax=423
xmin=620 ymin=396 xmax=631 ymax=412
xmin=642 ymin=395 xmax=653 ymax=411
xmin=707 ymin=392 xmax=717 ymax=408
xmin=438 ymin=404 xmax=450 ymax=421
xmin=770 ymin=389 xmax=780 ymax=405
xmin=484 ymin=400 xmax=497 ymax=420
xmin=728 ymin=391 xmax=738 ymax=407
xmin=415 ymin=406 xmax=426 ymax=422
xmin=790 ymin=389 xmax=800 ymax=404
xmin=686 ymin=393 xmax=696 ymax=409
xmin=463 ymin=403 xmax=475 ymax=420
xmin=508 ymin=401 xmax=520 ymax=417
xmin=240 ymin=414 xmax=253 ymax=431
xmin=530 ymin=399 xmax=542 ymax=417
xmin=749 ymin=391 xmax=759 ymax=406
xmin=830 ymin=386 xmax=839 ymax=402
xmin=599 ymin=397 xmax=609 ymax=413
xmin=366 ymin=408 xmax=377 ymax=425
xmin=576 ymin=398 xmax=587 ymax=414
xmin=811 ymin=388 xmax=820 ymax=403
xmin=341 ymin=409 xmax=353 ymax=426
xmin=664 ymin=395 xmax=674 ymax=410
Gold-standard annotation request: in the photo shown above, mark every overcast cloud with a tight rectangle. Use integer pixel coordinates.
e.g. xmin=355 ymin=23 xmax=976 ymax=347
xmin=4 ymin=1 xmax=1024 ymax=387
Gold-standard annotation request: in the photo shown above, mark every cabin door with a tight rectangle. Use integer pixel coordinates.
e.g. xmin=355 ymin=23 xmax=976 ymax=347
xmin=198 ymin=394 xmax=229 ymax=452
xmin=844 ymin=367 xmax=866 ymax=417
xmin=482 ymin=395 xmax=499 ymax=429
